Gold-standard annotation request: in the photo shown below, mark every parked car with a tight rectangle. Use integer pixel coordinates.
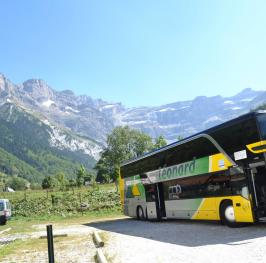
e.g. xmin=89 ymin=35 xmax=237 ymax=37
xmin=0 ymin=199 xmax=11 ymax=225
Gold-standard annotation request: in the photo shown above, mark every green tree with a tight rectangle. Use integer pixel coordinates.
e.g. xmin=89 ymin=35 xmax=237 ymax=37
xmin=55 ymin=172 xmax=68 ymax=190
xmin=0 ymin=173 xmax=7 ymax=191
xmin=107 ymin=126 xmax=153 ymax=164
xmin=95 ymin=126 xmax=153 ymax=183
xmin=153 ymin=135 xmax=167 ymax=149
xmin=76 ymin=165 xmax=86 ymax=187
xmin=84 ymin=170 xmax=94 ymax=183
xmin=7 ymin=176 xmax=29 ymax=191
xmin=133 ymin=131 xmax=153 ymax=156
xmin=42 ymin=176 xmax=56 ymax=189
xmin=42 ymin=176 xmax=52 ymax=189
xmin=102 ymin=173 xmax=111 ymax=184
xmin=68 ymin=178 xmax=76 ymax=187
xmin=94 ymin=150 xmax=113 ymax=183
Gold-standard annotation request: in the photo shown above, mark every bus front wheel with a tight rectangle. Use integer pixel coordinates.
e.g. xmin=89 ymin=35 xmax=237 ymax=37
xmin=137 ymin=206 xmax=145 ymax=220
xmin=220 ymin=200 xmax=238 ymax=227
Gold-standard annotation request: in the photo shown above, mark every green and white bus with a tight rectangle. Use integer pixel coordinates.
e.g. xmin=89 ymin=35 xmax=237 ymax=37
xmin=119 ymin=111 xmax=266 ymax=227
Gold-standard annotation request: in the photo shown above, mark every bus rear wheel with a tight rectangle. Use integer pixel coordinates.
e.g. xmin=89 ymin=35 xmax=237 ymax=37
xmin=220 ymin=200 xmax=238 ymax=227
xmin=137 ymin=206 xmax=145 ymax=220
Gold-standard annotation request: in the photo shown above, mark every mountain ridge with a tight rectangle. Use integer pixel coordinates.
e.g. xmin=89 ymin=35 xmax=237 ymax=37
xmin=0 ymin=73 xmax=266 ymax=144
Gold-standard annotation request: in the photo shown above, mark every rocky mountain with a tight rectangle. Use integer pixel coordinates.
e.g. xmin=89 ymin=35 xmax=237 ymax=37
xmin=114 ymin=88 xmax=266 ymax=141
xmin=0 ymin=73 xmax=266 ymax=146
xmin=0 ymin=75 xmax=114 ymax=143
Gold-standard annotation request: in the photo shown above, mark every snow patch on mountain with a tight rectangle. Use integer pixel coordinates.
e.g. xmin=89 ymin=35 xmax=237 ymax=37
xmin=129 ymin=120 xmax=147 ymax=124
xmin=232 ymin=107 xmax=242 ymax=110
xmin=223 ymin=100 xmax=234 ymax=104
xmin=42 ymin=100 xmax=55 ymax=108
xmin=65 ymin=106 xmax=80 ymax=113
xmin=241 ymin=98 xmax=255 ymax=102
xmin=101 ymin=104 xmax=116 ymax=109
xmin=157 ymin=107 xmax=176 ymax=112
xmin=42 ymin=119 xmax=50 ymax=126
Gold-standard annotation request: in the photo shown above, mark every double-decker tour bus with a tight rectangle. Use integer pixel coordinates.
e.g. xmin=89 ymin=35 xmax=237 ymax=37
xmin=119 ymin=111 xmax=266 ymax=227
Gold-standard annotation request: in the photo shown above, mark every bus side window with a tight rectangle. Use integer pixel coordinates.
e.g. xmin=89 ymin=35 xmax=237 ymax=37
xmin=145 ymin=185 xmax=156 ymax=202
xmin=168 ymin=185 xmax=181 ymax=200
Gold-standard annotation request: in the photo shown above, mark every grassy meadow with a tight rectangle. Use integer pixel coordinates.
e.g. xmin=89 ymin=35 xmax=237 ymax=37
xmin=0 ymin=183 xmax=121 ymax=220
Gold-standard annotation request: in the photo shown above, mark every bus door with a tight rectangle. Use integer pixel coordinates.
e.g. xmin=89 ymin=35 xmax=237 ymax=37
xmin=145 ymin=183 xmax=166 ymax=220
xmin=145 ymin=184 xmax=157 ymax=219
xmin=249 ymin=161 xmax=266 ymax=218
xmin=155 ymin=182 xmax=166 ymax=219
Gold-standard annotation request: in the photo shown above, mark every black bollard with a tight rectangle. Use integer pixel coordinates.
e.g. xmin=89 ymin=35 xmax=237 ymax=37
xmin=46 ymin=225 xmax=55 ymax=263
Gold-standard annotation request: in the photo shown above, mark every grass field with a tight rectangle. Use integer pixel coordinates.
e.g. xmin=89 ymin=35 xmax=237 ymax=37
xmin=0 ymin=183 xmax=123 ymax=262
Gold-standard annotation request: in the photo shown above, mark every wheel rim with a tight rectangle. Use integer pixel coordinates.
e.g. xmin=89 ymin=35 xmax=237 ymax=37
xmin=224 ymin=206 xmax=235 ymax=222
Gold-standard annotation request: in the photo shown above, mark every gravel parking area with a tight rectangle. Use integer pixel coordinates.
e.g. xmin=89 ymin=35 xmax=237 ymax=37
xmin=0 ymin=224 xmax=97 ymax=263
xmin=1 ymin=218 xmax=266 ymax=263
xmin=87 ymin=218 xmax=266 ymax=263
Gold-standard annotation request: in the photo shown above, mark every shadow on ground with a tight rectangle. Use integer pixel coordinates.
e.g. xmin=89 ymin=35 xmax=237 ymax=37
xmin=84 ymin=218 xmax=266 ymax=247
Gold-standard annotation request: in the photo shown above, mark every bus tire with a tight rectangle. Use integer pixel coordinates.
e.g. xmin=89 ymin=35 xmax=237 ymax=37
xmin=220 ymin=200 xmax=238 ymax=228
xmin=137 ymin=206 xmax=145 ymax=220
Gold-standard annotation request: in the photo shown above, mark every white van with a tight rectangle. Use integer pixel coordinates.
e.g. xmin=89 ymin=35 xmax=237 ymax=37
xmin=0 ymin=199 xmax=11 ymax=225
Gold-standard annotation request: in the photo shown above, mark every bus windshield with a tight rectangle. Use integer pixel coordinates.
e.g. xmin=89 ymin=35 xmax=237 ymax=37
xmin=257 ymin=114 xmax=266 ymax=139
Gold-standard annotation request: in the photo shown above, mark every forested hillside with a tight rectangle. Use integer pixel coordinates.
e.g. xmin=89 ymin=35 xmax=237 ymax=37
xmin=0 ymin=103 xmax=97 ymax=183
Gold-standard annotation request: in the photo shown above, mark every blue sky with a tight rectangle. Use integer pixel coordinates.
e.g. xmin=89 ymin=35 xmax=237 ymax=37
xmin=0 ymin=1 xmax=265 ymax=107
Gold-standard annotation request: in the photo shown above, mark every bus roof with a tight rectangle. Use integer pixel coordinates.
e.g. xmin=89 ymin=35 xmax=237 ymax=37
xmin=121 ymin=110 xmax=266 ymax=167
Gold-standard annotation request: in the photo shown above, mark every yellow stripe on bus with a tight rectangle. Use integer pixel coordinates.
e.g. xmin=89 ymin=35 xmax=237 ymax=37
xmin=119 ymin=174 xmax=125 ymax=206
xmin=192 ymin=198 xmax=219 ymax=220
xmin=192 ymin=196 xmax=254 ymax=222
